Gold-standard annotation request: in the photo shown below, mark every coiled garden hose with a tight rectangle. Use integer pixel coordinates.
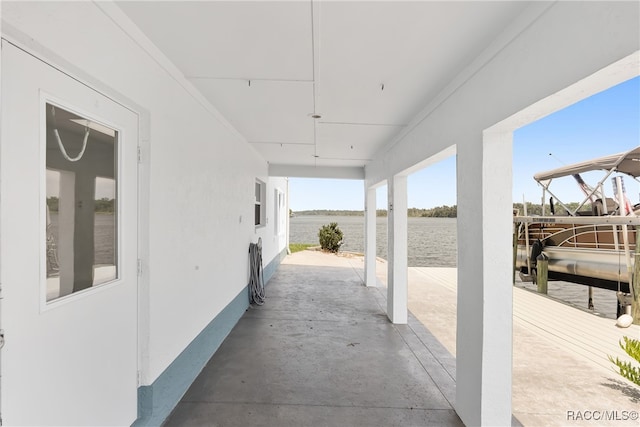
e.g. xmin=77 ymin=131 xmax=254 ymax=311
xmin=248 ymin=238 xmax=266 ymax=305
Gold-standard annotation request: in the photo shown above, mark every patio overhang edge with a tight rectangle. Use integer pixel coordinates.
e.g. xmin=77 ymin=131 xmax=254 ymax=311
xmin=269 ymin=164 xmax=364 ymax=180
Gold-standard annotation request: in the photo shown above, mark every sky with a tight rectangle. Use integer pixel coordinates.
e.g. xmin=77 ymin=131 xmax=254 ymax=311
xmin=289 ymin=76 xmax=640 ymax=211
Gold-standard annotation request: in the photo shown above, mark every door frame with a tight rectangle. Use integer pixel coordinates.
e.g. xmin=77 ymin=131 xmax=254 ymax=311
xmin=0 ymin=30 xmax=152 ymax=421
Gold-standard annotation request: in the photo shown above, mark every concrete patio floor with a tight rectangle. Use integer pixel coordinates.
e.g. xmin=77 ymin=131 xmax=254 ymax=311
xmin=164 ymin=250 xmax=464 ymax=426
xmin=163 ymin=249 xmax=640 ymax=426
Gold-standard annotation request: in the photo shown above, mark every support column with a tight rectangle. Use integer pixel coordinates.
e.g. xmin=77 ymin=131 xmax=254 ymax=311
xmin=57 ymin=170 xmax=76 ymax=297
xmin=364 ymin=184 xmax=377 ymax=287
xmin=73 ymin=172 xmax=96 ymax=292
xmin=387 ymin=175 xmax=408 ymax=324
xmin=455 ymin=134 xmax=513 ymax=426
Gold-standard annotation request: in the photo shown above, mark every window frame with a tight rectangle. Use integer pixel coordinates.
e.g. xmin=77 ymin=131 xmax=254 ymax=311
xmin=41 ymin=95 xmax=123 ymax=308
xmin=255 ymin=179 xmax=266 ymax=227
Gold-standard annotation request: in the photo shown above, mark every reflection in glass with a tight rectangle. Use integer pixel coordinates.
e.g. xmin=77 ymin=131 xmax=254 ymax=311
xmin=45 ymin=103 xmax=118 ymax=302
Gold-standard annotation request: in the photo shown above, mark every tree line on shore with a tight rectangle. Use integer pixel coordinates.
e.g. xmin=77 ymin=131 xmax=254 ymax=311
xmin=47 ymin=197 xmax=585 ymax=218
xmin=293 ymin=206 xmax=458 ymax=218
xmin=47 ymin=196 xmax=115 ymax=213
xmin=293 ymin=202 xmax=586 ymax=218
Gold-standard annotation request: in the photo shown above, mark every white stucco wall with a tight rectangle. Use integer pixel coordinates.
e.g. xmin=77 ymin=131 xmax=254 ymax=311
xmin=1 ymin=1 xmax=288 ymax=386
xmin=256 ymin=175 xmax=290 ymax=269
xmin=364 ymin=2 xmax=639 ymax=426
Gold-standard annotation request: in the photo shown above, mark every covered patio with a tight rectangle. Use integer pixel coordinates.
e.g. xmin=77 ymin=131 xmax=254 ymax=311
xmin=0 ymin=2 xmax=637 ymax=425
xmin=165 ymin=250 xmax=464 ymax=426
xmin=167 ymin=249 xmax=640 ymax=426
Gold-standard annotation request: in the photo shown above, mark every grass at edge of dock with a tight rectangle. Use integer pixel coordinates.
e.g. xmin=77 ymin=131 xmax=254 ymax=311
xmin=289 ymin=243 xmax=316 ymax=253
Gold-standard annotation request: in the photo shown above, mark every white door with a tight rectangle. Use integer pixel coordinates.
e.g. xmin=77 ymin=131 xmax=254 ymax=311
xmin=0 ymin=42 xmax=139 ymax=425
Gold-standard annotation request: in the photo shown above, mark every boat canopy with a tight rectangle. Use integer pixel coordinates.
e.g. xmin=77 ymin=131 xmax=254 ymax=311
xmin=534 ymin=146 xmax=640 ymax=182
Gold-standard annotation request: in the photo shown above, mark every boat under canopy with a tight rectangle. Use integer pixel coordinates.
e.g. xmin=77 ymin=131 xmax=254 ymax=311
xmin=514 ymin=146 xmax=640 ymax=301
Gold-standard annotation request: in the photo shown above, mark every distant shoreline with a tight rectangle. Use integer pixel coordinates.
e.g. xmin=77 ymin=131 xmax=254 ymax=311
xmin=293 ymin=209 xmax=365 ymax=216
xmin=293 ymin=207 xmax=456 ymax=218
xmin=293 ymin=201 xmax=584 ymax=218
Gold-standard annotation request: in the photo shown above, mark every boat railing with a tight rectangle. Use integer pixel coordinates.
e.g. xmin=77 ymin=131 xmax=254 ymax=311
xmin=514 ymin=216 xmax=640 ymax=226
xmin=514 ymin=215 xmax=639 ymax=254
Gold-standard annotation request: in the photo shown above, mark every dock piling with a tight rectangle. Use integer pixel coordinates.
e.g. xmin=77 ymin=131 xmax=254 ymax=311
xmin=537 ymin=253 xmax=548 ymax=295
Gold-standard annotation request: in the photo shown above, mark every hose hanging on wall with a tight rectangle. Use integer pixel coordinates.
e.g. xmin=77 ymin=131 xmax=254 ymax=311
xmin=248 ymin=238 xmax=266 ymax=305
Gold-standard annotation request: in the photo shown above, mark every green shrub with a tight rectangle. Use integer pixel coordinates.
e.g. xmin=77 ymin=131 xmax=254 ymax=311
xmin=609 ymin=336 xmax=640 ymax=386
xmin=318 ymin=222 xmax=343 ymax=253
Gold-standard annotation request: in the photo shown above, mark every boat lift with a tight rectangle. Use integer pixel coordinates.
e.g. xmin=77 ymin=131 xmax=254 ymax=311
xmin=514 ymin=146 xmax=640 ymax=325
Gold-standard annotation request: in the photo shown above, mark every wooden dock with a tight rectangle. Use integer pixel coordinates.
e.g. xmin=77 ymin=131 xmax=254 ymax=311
xmin=399 ymin=266 xmax=640 ymax=427
xmin=512 ymin=282 xmax=637 ymax=373
xmin=408 ymin=267 xmax=638 ymax=372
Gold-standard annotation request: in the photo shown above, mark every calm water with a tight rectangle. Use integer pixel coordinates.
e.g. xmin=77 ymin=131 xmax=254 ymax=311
xmin=290 ymin=215 xmax=457 ymax=267
xmin=290 ymin=215 xmax=619 ymax=318
xmin=49 ymin=212 xmax=115 ymax=265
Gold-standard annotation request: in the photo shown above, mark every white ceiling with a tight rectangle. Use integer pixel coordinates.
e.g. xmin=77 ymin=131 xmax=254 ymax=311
xmin=117 ymin=1 xmax=531 ymax=171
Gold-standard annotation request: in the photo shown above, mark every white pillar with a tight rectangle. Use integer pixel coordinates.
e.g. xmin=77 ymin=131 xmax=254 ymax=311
xmin=57 ymin=170 xmax=76 ymax=297
xmin=387 ymin=174 xmax=408 ymax=324
xmin=364 ymin=184 xmax=377 ymax=287
xmin=455 ymin=133 xmax=513 ymax=426
xmin=73 ymin=171 xmax=96 ymax=292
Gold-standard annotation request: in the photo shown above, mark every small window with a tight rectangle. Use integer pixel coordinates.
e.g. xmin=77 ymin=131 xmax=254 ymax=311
xmin=255 ymin=179 xmax=266 ymax=226
xmin=274 ymin=189 xmax=285 ymax=235
xmin=45 ymin=103 xmax=118 ymax=302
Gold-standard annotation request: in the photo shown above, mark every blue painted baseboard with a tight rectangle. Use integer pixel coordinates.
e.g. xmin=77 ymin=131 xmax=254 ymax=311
xmin=133 ymin=247 xmax=286 ymax=426
xmin=263 ymin=247 xmax=287 ymax=285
